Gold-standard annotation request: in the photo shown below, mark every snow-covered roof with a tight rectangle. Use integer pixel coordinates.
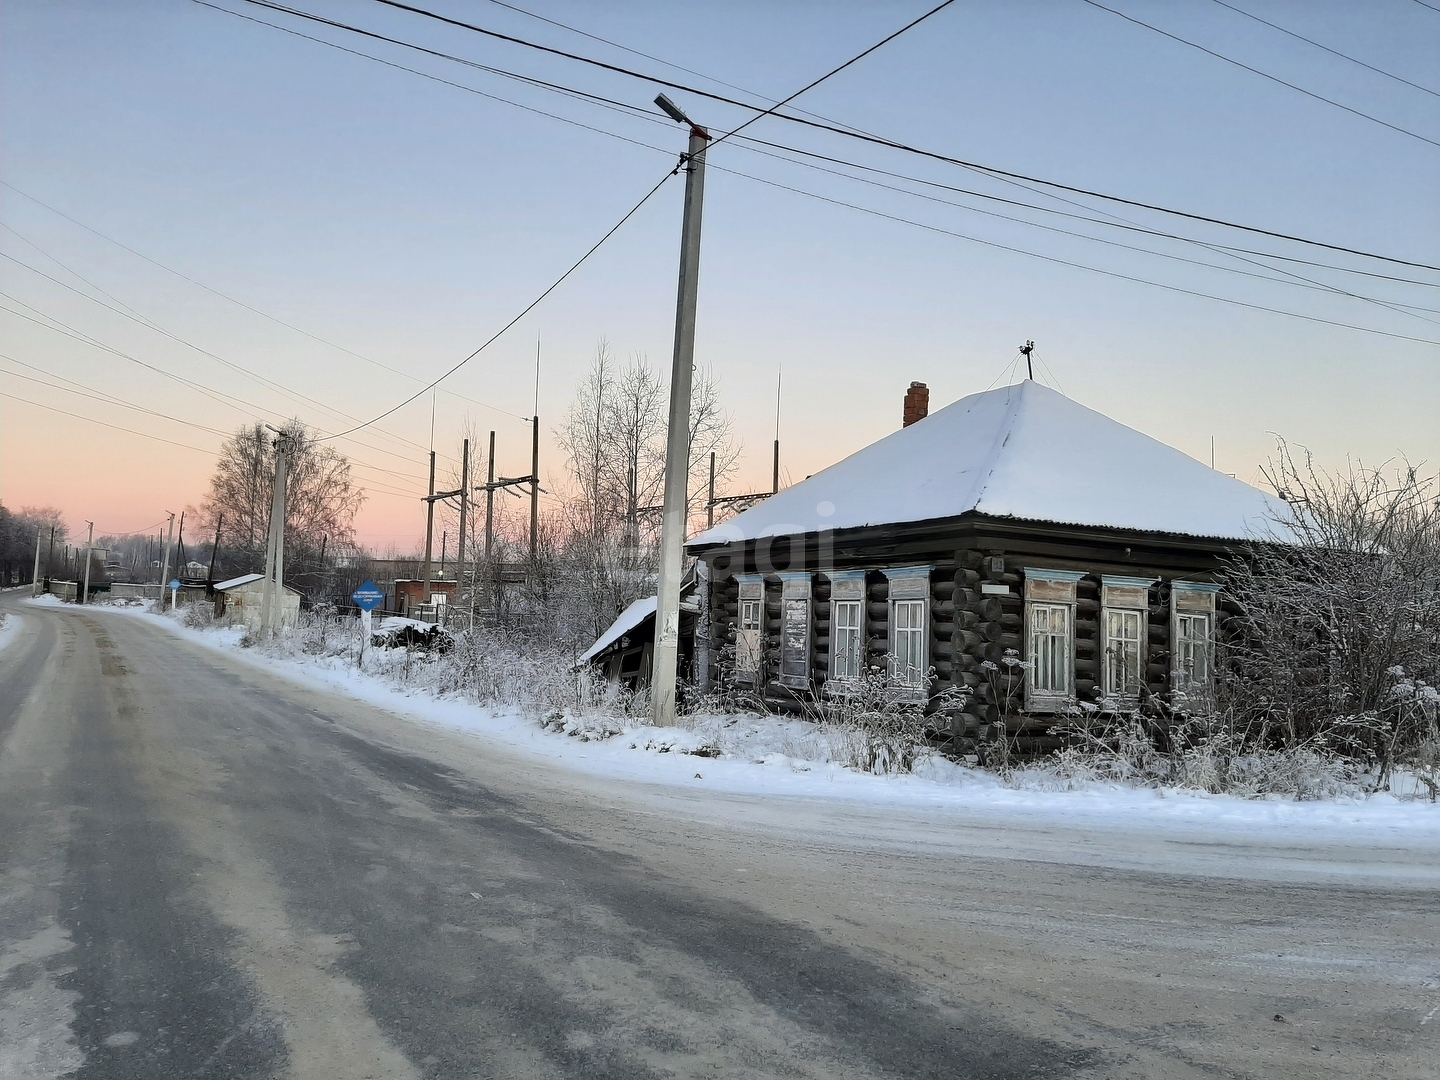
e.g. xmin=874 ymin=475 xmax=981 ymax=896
xmin=579 ymin=596 xmax=657 ymax=665
xmin=214 ymin=573 xmax=301 ymax=595
xmin=689 ymin=381 xmax=1291 ymax=547
xmin=214 ymin=573 xmax=264 ymax=591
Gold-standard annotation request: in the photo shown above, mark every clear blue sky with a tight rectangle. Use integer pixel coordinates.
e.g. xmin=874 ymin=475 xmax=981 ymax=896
xmin=3 ymin=0 xmax=1437 ymax=546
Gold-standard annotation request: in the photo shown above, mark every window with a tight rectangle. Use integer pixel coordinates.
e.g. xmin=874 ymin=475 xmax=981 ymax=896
xmin=831 ymin=599 xmax=863 ymax=681
xmin=736 ymin=577 xmax=764 ymax=681
xmin=1023 ymin=568 xmax=1083 ymax=711
xmin=1174 ymin=612 xmax=1210 ymax=689
xmin=1029 ymin=603 xmax=1072 ymax=696
xmin=1103 ymin=608 xmax=1144 ymax=697
xmin=890 ymin=599 xmax=927 ymax=689
xmin=1170 ymin=581 xmax=1219 ymax=696
xmin=1100 ymin=576 xmax=1157 ymax=704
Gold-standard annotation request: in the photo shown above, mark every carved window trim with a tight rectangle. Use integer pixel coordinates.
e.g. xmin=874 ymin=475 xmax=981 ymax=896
xmin=1023 ymin=568 xmax=1083 ymax=713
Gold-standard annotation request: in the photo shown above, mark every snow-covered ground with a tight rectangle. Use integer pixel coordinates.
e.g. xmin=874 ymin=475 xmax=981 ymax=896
xmin=52 ymin=596 xmax=1440 ymax=849
xmin=0 ymin=610 xmax=23 ymax=654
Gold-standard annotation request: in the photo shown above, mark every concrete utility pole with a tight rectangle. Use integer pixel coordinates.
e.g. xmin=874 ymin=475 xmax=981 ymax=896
xmin=81 ymin=521 xmax=95 ymax=605
xmin=158 ymin=512 xmax=175 ymax=602
xmin=651 ymin=93 xmax=709 ymax=727
xmin=422 ymin=450 xmax=436 ymax=602
xmin=31 ymin=527 xmax=42 ymax=596
xmin=457 ymin=437 xmax=470 ymax=625
xmin=260 ymin=432 xmax=291 ymax=638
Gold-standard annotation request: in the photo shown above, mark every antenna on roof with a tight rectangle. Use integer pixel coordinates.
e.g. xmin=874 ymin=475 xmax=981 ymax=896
xmin=1019 ymin=340 xmax=1036 ymax=381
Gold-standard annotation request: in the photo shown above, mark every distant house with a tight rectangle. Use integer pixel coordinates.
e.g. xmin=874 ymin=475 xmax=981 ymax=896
xmin=685 ymin=380 xmax=1289 ymax=748
xmin=213 ymin=573 xmax=302 ymax=632
xmin=393 ymin=579 xmax=458 ymax=620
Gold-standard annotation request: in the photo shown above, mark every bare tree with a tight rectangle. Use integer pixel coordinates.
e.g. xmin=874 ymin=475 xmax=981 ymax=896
xmin=200 ymin=420 xmax=365 ymax=565
xmin=1217 ymin=442 xmax=1440 ymax=785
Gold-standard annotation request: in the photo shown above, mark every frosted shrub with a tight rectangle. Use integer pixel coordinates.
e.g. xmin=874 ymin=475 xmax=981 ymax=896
xmin=798 ymin=671 xmax=938 ymax=775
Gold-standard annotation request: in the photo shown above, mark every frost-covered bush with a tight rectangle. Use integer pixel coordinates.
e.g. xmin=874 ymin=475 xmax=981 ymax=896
xmin=1214 ymin=447 xmax=1439 ymax=793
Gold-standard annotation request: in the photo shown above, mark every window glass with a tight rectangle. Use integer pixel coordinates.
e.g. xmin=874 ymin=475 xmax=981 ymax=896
xmin=737 ymin=598 xmax=763 ymax=675
xmin=831 ymin=599 xmax=862 ymax=680
xmin=1104 ymin=608 xmax=1144 ymax=697
xmin=1175 ymin=612 xmax=1210 ymax=689
xmin=1029 ymin=603 xmax=1071 ymax=695
xmin=890 ymin=599 xmax=926 ymax=688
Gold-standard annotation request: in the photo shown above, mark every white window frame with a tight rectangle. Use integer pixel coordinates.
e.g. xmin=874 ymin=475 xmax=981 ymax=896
xmin=824 ymin=570 xmax=867 ymax=687
xmin=882 ymin=566 xmax=931 ymax=697
xmin=735 ymin=575 xmax=764 ymax=683
xmin=1171 ymin=581 xmax=1220 ymax=698
xmin=1023 ymin=568 xmax=1084 ymax=712
xmin=1103 ymin=608 xmax=1145 ymax=698
xmin=1100 ymin=576 xmax=1158 ymax=705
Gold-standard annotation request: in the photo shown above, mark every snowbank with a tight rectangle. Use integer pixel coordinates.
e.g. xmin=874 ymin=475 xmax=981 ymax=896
xmin=0 ymin=612 xmax=23 ymax=654
xmin=72 ymin=599 xmax=1440 ymax=845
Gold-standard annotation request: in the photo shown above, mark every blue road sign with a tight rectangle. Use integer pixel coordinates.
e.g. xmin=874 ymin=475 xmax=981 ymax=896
xmin=169 ymin=579 xmax=181 ymax=591
xmin=352 ymin=581 xmax=385 ymax=612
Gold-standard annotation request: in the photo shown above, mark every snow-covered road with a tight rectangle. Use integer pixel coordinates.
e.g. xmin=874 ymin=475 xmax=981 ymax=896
xmin=6 ymin=595 xmax=1436 ymax=1079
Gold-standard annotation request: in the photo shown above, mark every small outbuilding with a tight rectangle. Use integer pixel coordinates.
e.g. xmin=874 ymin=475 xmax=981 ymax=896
xmin=579 ymin=577 xmax=700 ymax=691
xmin=213 ymin=573 xmax=302 ymax=632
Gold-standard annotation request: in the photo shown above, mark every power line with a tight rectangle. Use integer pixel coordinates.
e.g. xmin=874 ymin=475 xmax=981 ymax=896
xmin=0 ymin=390 xmax=217 ymax=454
xmin=712 ymin=0 xmax=957 ymax=148
xmin=1208 ymin=0 xmax=1440 ymax=99
xmin=725 ymin=133 xmax=1440 ymax=322
xmin=708 ymin=160 xmax=1440 ymax=346
xmin=1411 ymin=0 xmax=1440 ymax=14
xmin=729 ymin=132 xmax=1440 ymax=290
xmin=1076 ymin=0 xmax=1440 ymax=148
xmin=201 ymin=0 xmax=1440 ymax=341
xmin=236 ymin=0 xmax=1440 ymax=270
xmin=0 ymin=246 xmax=446 ymax=469
xmin=0 ymin=181 xmax=527 ymax=426
xmin=0 ymin=302 xmax=424 ymax=489
xmin=319 ymin=166 xmax=678 ymax=441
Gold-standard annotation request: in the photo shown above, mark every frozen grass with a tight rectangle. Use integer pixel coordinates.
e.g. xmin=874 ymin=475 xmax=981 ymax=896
xmin=64 ymin=597 xmax=1440 ymax=818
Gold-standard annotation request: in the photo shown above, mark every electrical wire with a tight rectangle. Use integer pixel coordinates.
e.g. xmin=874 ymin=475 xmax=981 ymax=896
xmin=197 ymin=0 xmax=1440 ymax=343
xmin=0 ymin=247 xmax=434 ymax=466
xmin=316 ymin=166 xmax=678 ymax=442
xmin=1208 ymin=0 xmax=1440 ymax=99
xmin=0 ymin=390 xmax=217 ymax=454
xmin=1076 ymin=0 xmax=1440 ymax=149
xmin=707 ymin=160 xmax=1440 ymax=346
xmin=0 ymin=183 xmax=526 ymax=427
xmin=710 ymin=0 xmax=957 ymax=149
xmin=256 ymin=0 xmax=1440 ymax=269
xmin=0 ymin=305 xmax=425 ymax=488
xmin=724 ymin=132 xmax=1440 ymax=323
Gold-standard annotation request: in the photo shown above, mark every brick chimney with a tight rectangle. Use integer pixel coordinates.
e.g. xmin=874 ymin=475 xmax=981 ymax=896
xmin=902 ymin=381 xmax=929 ymax=427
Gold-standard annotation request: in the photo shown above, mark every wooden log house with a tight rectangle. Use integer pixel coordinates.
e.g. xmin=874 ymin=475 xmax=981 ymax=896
xmin=685 ymin=379 xmax=1289 ymax=750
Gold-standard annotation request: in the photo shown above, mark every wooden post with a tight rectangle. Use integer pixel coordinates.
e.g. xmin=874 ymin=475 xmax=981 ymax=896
xmin=485 ymin=430 xmax=495 ymax=608
xmin=422 ymin=450 xmax=436 ymax=602
xmin=707 ymin=451 xmax=715 ymax=529
xmin=529 ymin=416 xmax=540 ymax=565
xmin=207 ymin=514 xmax=224 ymax=584
xmin=457 ymin=438 xmax=470 ymax=624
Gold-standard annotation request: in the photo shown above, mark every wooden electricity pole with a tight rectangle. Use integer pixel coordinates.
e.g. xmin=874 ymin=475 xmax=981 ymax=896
xmin=422 ymin=450 xmax=436 ymax=602
xmin=529 ymin=417 xmax=540 ymax=564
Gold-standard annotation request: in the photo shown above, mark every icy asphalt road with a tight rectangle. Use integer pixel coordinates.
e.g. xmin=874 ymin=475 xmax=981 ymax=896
xmin=1 ymin=598 xmax=1436 ymax=1079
